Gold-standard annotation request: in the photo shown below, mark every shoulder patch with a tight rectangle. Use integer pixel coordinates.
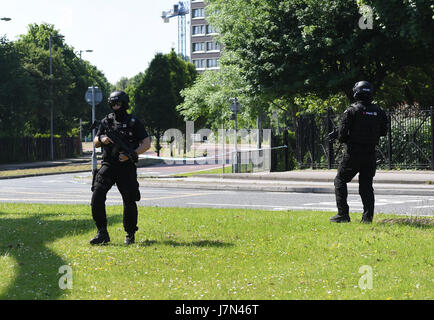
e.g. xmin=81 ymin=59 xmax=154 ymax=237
xmin=128 ymin=116 xmax=136 ymax=127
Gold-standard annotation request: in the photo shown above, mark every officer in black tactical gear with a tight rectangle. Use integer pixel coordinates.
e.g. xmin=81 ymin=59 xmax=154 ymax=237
xmin=90 ymin=91 xmax=151 ymax=245
xmin=329 ymin=81 xmax=388 ymax=223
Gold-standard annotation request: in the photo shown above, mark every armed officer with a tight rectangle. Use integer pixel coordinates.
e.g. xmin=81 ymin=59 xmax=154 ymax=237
xmin=90 ymin=91 xmax=150 ymax=245
xmin=330 ymin=81 xmax=388 ymax=223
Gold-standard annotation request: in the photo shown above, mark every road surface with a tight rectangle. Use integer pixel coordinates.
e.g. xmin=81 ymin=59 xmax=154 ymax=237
xmin=1 ymin=172 xmax=433 ymax=216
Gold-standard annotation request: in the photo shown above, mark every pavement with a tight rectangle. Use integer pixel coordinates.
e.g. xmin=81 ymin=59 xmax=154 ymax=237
xmin=2 ymin=156 xmax=434 ymax=196
xmin=140 ymin=169 xmax=434 ymax=196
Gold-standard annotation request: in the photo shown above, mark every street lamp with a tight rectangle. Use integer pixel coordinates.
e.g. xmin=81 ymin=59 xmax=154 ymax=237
xmin=0 ymin=17 xmax=11 ymax=21
xmin=79 ymin=49 xmax=93 ymax=59
xmin=49 ymin=34 xmax=64 ymax=160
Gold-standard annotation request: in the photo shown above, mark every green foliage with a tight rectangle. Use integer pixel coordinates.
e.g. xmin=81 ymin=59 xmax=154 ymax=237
xmin=0 ymin=36 xmax=36 ymax=137
xmin=206 ymin=0 xmax=433 ymax=107
xmin=294 ymin=93 xmax=349 ymax=116
xmin=179 ymin=0 xmax=431 ymax=139
xmin=178 ymin=51 xmax=274 ymax=131
xmin=0 ymin=23 xmax=111 ymax=138
xmin=33 ymin=133 xmax=61 ymax=138
xmin=133 ymin=50 xmax=197 ymax=154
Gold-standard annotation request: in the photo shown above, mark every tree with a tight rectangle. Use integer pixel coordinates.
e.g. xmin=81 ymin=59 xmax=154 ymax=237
xmin=11 ymin=23 xmax=111 ymax=137
xmin=134 ymin=50 xmax=196 ymax=155
xmin=124 ymin=72 xmax=145 ymax=113
xmin=0 ymin=36 xmax=36 ymax=136
xmin=178 ymin=51 xmax=269 ymax=131
xmin=115 ymin=77 xmax=130 ymax=91
xmin=206 ymin=0 xmax=433 ymax=107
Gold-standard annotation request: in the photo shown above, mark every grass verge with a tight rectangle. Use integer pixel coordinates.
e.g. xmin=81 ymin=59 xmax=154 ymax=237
xmin=0 ymin=158 xmax=162 ymax=179
xmin=0 ymin=203 xmax=432 ymax=300
xmin=0 ymin=164 xmax=93 ymax=178
xmin=172 ymin=166 xmax=233 ymax=177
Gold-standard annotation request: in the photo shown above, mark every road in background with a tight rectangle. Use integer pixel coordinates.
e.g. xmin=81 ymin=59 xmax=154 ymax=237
xmin=1 ymin=172 xmax=433 ymax=216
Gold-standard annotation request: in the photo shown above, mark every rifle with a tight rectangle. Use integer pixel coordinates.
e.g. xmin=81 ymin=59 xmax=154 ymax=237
xmin=328 ymin=129 xmax=338 ymax=141
xmin=91 ymin=119 xmax=138 ymax=163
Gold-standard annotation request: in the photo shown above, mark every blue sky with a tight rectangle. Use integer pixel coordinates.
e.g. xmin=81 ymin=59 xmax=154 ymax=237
xmin=1 ymin=0 xmax=188 ymax=84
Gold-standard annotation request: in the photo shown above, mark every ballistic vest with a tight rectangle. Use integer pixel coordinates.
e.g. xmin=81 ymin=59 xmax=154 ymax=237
xmin=347 ymin=102 xmax=385 ymax=147
xmin=101 ymin=113 xmax=140 ymax=163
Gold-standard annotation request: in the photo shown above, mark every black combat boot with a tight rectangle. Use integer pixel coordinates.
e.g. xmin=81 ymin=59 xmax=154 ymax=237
xmin=124 ymin=233 xmax=135 ymax=245
xmin=329 ymin=214 xmax=351 ymax=223
xmin=90 ymin=229 xmax=110 ymax=245
xmin=361 ymin=214 xmax=373 ymax=224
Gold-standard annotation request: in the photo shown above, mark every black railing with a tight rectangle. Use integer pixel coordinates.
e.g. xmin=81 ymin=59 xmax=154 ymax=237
xmin=295 ymin=106 xmax=434 ymax=170
xmin=0 ymin=137 xmax=81 ymax=164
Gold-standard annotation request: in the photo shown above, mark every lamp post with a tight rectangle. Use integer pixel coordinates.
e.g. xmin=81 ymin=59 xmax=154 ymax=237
xmin=79 ymin=49 xmax=93 ymax=59
xmin=78 ymin=49 xmax=93 ymax=158
xmin=48 ymin=34 xmax=65 ymax=160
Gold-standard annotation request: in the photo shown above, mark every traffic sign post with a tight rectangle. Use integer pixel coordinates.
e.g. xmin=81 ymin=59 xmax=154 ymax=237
xmin=85 ymin=86 xmax=103 ymax=171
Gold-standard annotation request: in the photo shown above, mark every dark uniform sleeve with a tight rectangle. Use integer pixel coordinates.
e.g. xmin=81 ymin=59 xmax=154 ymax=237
xmin=337 ymin=107 xmax=354 ymax=143
xmin=95 ymin=119 xmax=106 ymax=137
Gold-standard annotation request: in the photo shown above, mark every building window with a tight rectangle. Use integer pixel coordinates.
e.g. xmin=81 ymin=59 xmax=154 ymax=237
xmin=192 ymin=25 xmax=205 ymax=35
xmin=206 ymin=24 xmax=217 ymax=34
xmin=206 ymin=41 xmax=220 ymax=51
xmin=207 ymin=59 xmax=219 ymax=68
xmin=193 ymin=59 xmax=206 ymax=69
xmin=192 ymin=8 xmax=205 ymax=18
xmin=192 ymin=42 xmax=205 ymax=52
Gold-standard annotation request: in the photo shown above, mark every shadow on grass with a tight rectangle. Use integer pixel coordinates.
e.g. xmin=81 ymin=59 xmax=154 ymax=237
xmin=379 ymin=217 xmax=434 ymax=229
xmin=0 ymin=208 xmax=233 ymax=299
xmin=108 ymin=239 xmax=234 ymax=248
xmin=0 ymin=210 xmax=122 ymax=300
xmin=162 ymin=239 xmax=234 ymax=248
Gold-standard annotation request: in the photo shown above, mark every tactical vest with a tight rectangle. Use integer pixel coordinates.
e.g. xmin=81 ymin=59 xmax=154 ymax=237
xmin=101 ymin=113 xmax=139 ymax=163
xmin=347 ymin=102 xmax=383 ymax=146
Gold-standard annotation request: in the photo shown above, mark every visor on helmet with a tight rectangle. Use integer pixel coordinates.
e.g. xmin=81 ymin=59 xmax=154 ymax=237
xmin=108 ymin=99 xmax=123 ymax=107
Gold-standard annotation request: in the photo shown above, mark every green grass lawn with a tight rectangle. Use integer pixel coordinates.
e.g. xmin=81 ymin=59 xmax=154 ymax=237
xmin=0 ymin=203 xmax=432 ymax=300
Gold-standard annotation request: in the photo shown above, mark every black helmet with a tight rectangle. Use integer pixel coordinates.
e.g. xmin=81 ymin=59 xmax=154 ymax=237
xmin=108 ymin=91 xmax=130 ymax=109
xmin=353 ymin=81 xmax=374 ymax=102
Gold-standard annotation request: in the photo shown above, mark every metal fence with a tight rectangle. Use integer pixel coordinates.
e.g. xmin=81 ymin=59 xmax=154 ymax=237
xmin=295 ymin=106 xmax=434 ymax=170
xmin=231 ymin=149 xmax=272 ymax=173
xmin=0 ymin=137 xmax=81 ymax=164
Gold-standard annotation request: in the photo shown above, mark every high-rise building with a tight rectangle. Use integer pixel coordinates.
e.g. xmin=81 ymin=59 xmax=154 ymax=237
xmin=190 ymin=0 xmax=221 ymax=72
